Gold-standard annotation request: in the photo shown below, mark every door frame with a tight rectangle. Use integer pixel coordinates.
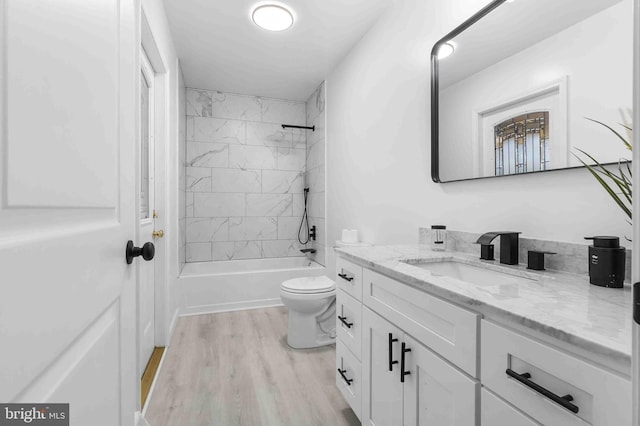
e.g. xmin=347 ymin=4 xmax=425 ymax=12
xmin=137 ymin=7 xmax=170 ymax=405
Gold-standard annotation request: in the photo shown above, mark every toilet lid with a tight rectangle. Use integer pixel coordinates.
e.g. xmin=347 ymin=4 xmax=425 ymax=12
xmin=281 ymin=276 xmax=335 ymax=294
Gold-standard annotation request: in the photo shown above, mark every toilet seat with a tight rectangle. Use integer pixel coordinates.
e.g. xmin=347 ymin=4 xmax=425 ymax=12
xmin=281 ymin=275 xmax=335 ymax=294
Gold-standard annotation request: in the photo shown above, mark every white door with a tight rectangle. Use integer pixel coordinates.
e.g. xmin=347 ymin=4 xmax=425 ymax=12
xmin=362 ymin=308 xmax=404 ymax=426
xmin=0 ymin=1 xmax=137 ymax=425
xmin=139 ymin=49 xmax=156 ymax=377
xmin=402 ymin=335 xmax=478 ymax=426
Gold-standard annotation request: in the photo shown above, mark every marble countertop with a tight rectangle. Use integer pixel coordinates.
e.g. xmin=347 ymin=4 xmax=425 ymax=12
xmin=334 ymin=244 xmax=633 ymax=368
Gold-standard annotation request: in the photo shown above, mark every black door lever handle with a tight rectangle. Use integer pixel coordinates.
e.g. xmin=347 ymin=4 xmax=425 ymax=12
xmin=126 ymin=240 xmax=155 ymax=264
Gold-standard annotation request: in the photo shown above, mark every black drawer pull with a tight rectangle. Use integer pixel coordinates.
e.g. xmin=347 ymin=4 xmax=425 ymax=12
xmin=338 ymin=368 xmax=353 ymax=386
xmin=338 ymin=315 xmax=353 ymax=328
xmin=400 ymin=342 xmax=411 ymax=382
xmin=506 ymin=369 xmax=579 ymax=413
xmin=388 ymin=333 xmax=399 ymax=371
xmin=338 ymin=272 xmax=354 ymax=282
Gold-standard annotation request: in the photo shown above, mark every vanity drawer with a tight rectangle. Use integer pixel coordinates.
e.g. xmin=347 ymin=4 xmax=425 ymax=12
xmin=335 ymin=257 xmax=363 ymax=301
xmin=481 ymin=320 xmax=631 ymax=426
xmin=481 ymin=388 xmax=540 ymax=426
xmin=336 ymin=289 xmax=362 ymax=360
xmin=362 ymin=268 xmax=479 ymax=377
xmin=336 ymin=340 xmax=362 ymax=421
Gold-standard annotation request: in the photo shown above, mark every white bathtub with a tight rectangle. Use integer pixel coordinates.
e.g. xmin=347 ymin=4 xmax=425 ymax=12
xmin=178 ymin=257 xmax=327 ymax=316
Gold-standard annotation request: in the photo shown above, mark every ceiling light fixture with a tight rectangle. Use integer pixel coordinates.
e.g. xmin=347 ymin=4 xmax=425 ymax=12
xmin=437 ymin=42 xmax=455 ymax=59
xmin=251 ymin=4 xmax=294 ymax=32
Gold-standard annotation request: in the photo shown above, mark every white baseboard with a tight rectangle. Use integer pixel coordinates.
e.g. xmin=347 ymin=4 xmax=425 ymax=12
xmin=167 ymin=308 xmax=179 ymax=344
xmin=180 ymin=298 xmax=284 ymax=317
xmin=135 ymin=411 xmax=150 ymax=426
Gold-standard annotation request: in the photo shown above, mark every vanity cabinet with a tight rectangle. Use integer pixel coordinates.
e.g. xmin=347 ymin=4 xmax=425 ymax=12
xmin=335 ymin=259 xmax=480 ymax=425
xmin=334 ymin=254 xmax=631 ymax=426
xmin=362 ymin=307 xmax=478 ymax=426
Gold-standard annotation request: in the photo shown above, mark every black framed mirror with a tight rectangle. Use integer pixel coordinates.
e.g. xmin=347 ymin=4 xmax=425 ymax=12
xmin=431 ymin=0 xmax=632 ymax=183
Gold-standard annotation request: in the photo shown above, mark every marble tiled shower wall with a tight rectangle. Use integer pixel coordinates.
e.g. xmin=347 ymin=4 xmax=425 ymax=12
xmin=305 ymin=83 xmax=326 ymax=266
xmin=184 ymin=88 xmax=309 ymax=262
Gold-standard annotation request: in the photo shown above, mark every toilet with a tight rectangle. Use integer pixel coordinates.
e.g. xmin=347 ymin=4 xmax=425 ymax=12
xmin=280 ymin=275 xmax=336 ymax=349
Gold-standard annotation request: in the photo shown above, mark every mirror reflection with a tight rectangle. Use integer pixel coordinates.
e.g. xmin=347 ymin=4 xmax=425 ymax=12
xmin=432 ymin=0 xmax=633 ymax=182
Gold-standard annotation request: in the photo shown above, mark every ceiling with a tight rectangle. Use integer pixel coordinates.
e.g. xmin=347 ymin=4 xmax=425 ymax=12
xmin=162 ymin=0 xmax=389 ymax=101
xmin=439 ymin=0 xmax=623 ymax=89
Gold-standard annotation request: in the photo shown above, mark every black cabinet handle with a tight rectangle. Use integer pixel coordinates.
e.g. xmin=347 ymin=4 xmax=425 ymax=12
xmin=400 ymin=342 xmax=411 ymax=382
xmin=506 ymin=369 xmax=579 ymax=413
xmin=338 ymin=272 xmax=354 ymax=282
xmin=338 ymin=315 xmax=353 ymax=328
xmin=388 ymin=333 xmax=399 ymax=371
xmin=338 ymin=368 xmax=353 ymax=386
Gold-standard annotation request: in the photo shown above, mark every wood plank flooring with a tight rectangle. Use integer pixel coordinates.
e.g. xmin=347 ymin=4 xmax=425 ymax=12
xmin=142 ymin=347 xmax=166 ymax=408
xmin=145 ymin=307 xmax=359 ymax=426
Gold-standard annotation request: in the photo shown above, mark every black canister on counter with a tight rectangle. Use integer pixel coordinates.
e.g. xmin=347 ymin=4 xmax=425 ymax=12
xmin=584 ymin=236 xmax=626 ymax=288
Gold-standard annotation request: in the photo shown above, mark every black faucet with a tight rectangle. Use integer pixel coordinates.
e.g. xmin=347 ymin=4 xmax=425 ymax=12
xmin=475 ymin=232 xmax=521 ymax=265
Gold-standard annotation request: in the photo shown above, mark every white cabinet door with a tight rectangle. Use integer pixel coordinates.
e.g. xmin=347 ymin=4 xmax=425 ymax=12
xmin=403 ymin=335 xmax=479 ymax=426
xmin=336 ymin=341 xmax=362 ymax=420
xmin=337 ymin=289 xmax=363 ymax=360
xmin=362 ymin=307 xmax=404 ymax=426
xmin=0 ymin=1 xmax=137 ymax=424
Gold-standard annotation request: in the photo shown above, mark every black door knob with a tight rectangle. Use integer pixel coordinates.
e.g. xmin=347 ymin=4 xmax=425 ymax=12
xmin=125 ymin=240 xmax=155 ymax=264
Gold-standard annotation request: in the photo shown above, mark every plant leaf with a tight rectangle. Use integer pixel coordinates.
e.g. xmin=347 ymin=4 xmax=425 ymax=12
xmin=573 ymin=149 xmax=625 ymax=183
xmin=586 ymin=117 xmax=632 ymax=151
xmin=573 ymin=151 xmax=632 ymax=219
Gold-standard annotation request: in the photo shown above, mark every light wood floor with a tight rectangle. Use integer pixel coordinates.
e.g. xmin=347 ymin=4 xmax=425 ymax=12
xmin=145 ymin=307 xmax=360 ymax=426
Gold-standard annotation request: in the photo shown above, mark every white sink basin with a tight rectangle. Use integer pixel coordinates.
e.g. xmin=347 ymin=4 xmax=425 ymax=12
xmin=405 ymin=260 xmax=536 ymax=287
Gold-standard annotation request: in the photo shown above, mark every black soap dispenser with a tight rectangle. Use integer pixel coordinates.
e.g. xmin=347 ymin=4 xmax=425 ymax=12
xmin=584 ymin=236 xmax=626 ymax=288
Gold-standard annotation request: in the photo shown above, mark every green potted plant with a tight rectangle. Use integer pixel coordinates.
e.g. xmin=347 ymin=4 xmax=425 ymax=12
xmin=573 ymin=118 xmax=633 ymax=223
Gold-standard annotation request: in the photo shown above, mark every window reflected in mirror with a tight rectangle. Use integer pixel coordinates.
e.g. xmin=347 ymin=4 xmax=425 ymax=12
xmin=494 ymin=112 xmax=549 ymax=176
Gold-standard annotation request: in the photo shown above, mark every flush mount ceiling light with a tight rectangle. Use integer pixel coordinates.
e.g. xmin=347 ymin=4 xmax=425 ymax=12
xmin=437 ymin=42 xmax=455 ymax=59
xmin=251 ymin=4 xmax=294 ymax=31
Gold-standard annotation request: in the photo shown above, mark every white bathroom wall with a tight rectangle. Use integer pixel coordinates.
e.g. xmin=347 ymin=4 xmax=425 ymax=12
xmin=141 ymin=0 xmax=182 ymax=342
xmin=439 ymin=0 xmax=633 ymax=180
xmin=184 ymin=89 xmax=309 ymax=262
xmin=306 ymin=82 xmax=327 ymax=266
xmin=325 ymin=0 xmax=632 ymax=274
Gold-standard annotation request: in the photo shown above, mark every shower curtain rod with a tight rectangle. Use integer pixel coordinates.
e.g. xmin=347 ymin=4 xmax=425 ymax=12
xmin=281 ymin=124 xmax=315 ymax=131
